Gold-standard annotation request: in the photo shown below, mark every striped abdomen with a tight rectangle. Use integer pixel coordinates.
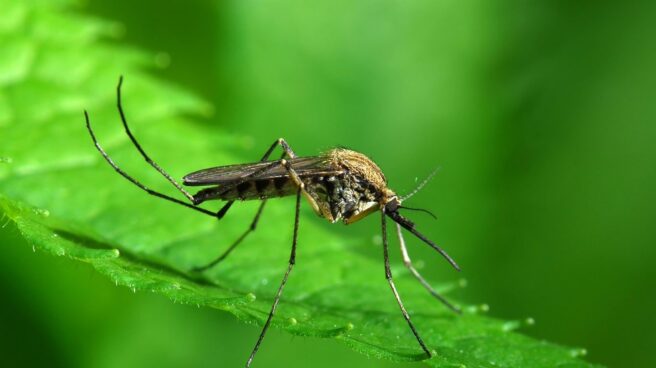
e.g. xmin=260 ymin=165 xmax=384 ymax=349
xmin=192 ymin=177 xmax=297 ymax=203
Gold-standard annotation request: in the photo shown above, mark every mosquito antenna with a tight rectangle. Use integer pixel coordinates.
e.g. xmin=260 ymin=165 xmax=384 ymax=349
xmin=399 ymin=205 xmax=437 ymax=220
xmin=387 ymin=210 xmax=460 ymax=271
xmin=400 ymin=167 xmax=440 ymax=202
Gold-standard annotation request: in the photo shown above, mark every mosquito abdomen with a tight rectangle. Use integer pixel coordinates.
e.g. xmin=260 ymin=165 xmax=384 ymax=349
xmin=192 ymin=178 xmax=297 ymax=203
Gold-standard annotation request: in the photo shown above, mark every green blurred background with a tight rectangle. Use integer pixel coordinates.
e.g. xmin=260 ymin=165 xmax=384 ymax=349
xmin=1 ymin=1 xmax=654 ymax=367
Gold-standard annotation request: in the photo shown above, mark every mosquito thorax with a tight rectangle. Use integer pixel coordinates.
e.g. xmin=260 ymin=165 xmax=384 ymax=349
xmin=324 ymin=148 xmax=388 ymax=190
xmin=302 ymin=148 xmax=396 ymax=224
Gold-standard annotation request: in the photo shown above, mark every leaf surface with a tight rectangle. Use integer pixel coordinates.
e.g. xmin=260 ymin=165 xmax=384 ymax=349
xmin=0 ymin=2 xmax=600 ymax=367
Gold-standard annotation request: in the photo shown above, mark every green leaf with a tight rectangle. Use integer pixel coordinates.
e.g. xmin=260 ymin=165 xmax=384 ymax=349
xmin=0 ymin=2 xmax=601 ymax=367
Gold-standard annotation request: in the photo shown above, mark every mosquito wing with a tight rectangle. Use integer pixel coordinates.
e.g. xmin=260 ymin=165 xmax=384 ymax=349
xmin=184 ymin=156 xmax=344 ymax=203
xmin=183 ymin=156 xmax=342 ymax=186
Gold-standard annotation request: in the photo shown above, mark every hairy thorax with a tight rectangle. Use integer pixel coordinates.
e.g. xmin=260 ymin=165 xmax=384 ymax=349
xmin=305 ymin=149 xmax=395 ymax=223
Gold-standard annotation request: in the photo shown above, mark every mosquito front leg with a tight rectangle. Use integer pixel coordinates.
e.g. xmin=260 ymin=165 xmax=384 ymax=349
xmin=382 ymin=211 xmax=432 ymax=358
xmin=280 ymin=157 xmax=322 ymax=215
xmin=396 ymin=223 xmax=460 ymax=314
xmin=246 ymin=188 xmax=301 ymax=368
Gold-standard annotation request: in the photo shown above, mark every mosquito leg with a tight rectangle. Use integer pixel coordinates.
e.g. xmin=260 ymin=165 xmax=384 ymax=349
xmin=86 ymin=77 xmax=220 ymax=218
xmin=193 ymin=201 xmax=267 ymax=272
xmin=382 ymin=212 xmax=432 ymax=358
xmin=215 ymin=137 xmax=298 ymax=195
xmin=396 ymin=223 xmax=461 ymax=314
xmin=197 ymin=139 xmax=307 ymax=269
xmin=224 ymin=138 xmax=298 ymax=194
xmin=196 ymin=141 xmax=297 ymax=270
xmin=115 ymin=76 xmax=198 ymax=202
xmin=207 ymin=137 xmax=297 ymax=217
xmin=245 ymin=189 xmax=301 ymax=368
xmin=196 ymin=145 xmax=314 ymax=271
xmin=85 ymin=111 xmax=218 ymax=218
xmin=112 ymin=77 xmax=282 ymax=220
xmin=263 ymin=137 xmax=297 ymax=159
xmin=94 ymin=76 xmax=294 ymax=220
xmin=276 ymin=138 xmax=297 ymax=159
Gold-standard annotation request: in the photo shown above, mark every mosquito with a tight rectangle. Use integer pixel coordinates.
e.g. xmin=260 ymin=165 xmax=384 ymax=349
xmin=84 ymin=77 xmax=461 ymax=367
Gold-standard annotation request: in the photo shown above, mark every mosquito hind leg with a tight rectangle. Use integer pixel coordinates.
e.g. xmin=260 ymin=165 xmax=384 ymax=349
xmin=192 ymin=199 xmax=267 ymax=272
xmin=396 ymin=223 xmax=461 ymax=314
xmin=84 ymin=110 xmax=217 ymax=218
xmin=245 ymin=189 xmax=301 ymax=368
xmin=382 ymin=211 xmax=432 ymax=358
xmin=115 ymin=76 xmax=198 ymax=203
